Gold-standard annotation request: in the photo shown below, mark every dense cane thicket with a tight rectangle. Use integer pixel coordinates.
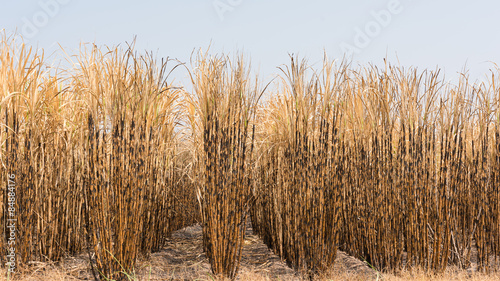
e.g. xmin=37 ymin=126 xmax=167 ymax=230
xmin=1 ymin=35 xmax=500 ymax=280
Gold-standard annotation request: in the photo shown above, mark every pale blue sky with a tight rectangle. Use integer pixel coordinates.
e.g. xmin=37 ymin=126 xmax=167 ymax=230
xmin=2 ymin=0 xmax=500 ymax=85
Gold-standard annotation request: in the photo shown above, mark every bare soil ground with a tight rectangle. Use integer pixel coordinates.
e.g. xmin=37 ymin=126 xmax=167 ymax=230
xmin=2 ymin=224 xmax=499 ymax=281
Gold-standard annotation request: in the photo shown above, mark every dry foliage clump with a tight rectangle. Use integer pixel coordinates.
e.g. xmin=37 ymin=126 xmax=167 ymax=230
xmin=0 ymin=35 xmax=199 ymax=280
xmin=186 ymin=52 xmax=261 ymax=279
xmin=250 ymin=56 xmax=345 ymax=277
xmin=251 ymin=56 xmax=500 ymax=276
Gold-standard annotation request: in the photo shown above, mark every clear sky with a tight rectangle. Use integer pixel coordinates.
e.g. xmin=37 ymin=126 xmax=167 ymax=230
xmin=2 ymin=0 xmax=500 ymax=86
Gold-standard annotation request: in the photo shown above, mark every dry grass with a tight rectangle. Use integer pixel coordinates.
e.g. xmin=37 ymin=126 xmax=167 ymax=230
xmin=1 ymin=224 xmax=499 ymax=280
xmin=2 ymin=267 xmax=499 ymax=281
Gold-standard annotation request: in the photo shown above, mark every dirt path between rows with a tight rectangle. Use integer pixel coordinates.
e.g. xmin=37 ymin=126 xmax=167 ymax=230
xmin=131 ymin=224 xmax=375 ymax=280
xmin=51 ymin=223 xmax=375 ymax=280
